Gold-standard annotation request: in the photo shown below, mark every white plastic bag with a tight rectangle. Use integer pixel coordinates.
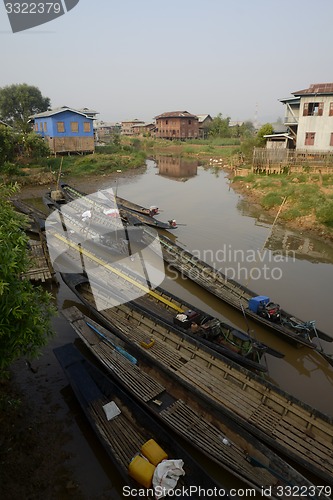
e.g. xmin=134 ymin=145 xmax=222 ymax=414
xmin=152 ymin=459 xmax=185 ymax=499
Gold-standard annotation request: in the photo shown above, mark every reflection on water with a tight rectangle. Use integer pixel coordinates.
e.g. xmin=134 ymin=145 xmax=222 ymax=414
xmin=156 ymin=155 xmax=198 ymax=180
xmin=266 ymin=226 xmax=333 ymax=264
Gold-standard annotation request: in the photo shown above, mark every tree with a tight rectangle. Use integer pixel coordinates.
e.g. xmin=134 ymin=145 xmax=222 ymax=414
xmin=0 ymin=184 xmax=55 ymax=375
xmin=208 ymin=113 xmax=231 ymax=138
xmin=239 ymin=121 xmax=256 ymax=139
xmin=0 ymin=84 xmax=50 ymax=132
xmin=0 ymin=125 xmax=16 ymax=164
xmin=23 ymin=132 xmax=50 ymax=159
xmin=256 ymin=123 xmax=274 ymax=146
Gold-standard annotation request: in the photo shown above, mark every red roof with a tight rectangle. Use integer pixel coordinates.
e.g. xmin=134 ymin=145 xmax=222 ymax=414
xmin=293 ymin=83 xmax=333 ymax=95
xmin=155 ymin=111 xmax=198 ymax=119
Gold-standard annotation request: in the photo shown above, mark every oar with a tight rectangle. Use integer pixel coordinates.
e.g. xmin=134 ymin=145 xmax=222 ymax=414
xmin=85 ymin=321 xmax=137 ymax=364
xmin=240 ymin=302 xmax=284 ymax=359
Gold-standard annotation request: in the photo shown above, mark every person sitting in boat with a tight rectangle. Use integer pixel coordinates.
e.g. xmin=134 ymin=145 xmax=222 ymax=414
xmin=149 ymin=206 xmax=159 ymax=216
xmin=190 ymin=322 xmax=200 ymax=333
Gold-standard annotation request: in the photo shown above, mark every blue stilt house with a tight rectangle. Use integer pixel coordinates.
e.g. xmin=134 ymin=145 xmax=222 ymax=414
xmin=30 ymin=106 xmax=98 ymax=154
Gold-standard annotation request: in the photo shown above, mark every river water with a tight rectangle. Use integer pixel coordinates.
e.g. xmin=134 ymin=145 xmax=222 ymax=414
xmin=18 ymin=157 xmax=333 ymax=497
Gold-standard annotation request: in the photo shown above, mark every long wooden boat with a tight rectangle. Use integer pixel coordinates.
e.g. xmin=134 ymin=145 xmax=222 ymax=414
xmin=61 ymin=273 xmax=333 ymax=485
xmin=42 ymin=191 xmax=146 ymax=259
xmin=54 ymin=343 xmax=225 ymax=497
xmin=60 ymin=182 xmax=159 ymax=217
xmin=61 ymin=307 xmax=328 ymax=498
xmin=152 ymin=231 xmax=333 ymax=355
xmin=44 ymin=208 xmax=279 ymax=372
xmin=59 ymin=183 xmax=178 ymax=230
xmin=76 ymin=259 xmax=284 ymax=372
xmin=61 ymin=182 xmax=160 ymax=217
xmin=11 ymin=197 xmax=47 ymax=234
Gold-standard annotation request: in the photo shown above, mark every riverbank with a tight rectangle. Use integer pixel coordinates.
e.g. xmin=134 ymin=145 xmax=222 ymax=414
xmin=230 ymin=169 xmax=333 ymax=244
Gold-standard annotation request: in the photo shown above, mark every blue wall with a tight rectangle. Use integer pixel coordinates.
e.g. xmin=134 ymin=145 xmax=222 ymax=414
xmin=34 ymin=110 xmax=93 ymax=138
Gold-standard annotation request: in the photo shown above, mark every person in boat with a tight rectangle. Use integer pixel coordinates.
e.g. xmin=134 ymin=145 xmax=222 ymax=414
xmin=190 ymin=322 xmax=200 ymax=333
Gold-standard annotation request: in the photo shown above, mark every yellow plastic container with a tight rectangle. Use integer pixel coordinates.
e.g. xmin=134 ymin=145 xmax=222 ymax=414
xmin=140 ymin=338 xmax=155 ymax=349
xmin=141 ymin=439 xmax=168 ymax=466
xmin=128 ymin=455 xmax=155 ymax=488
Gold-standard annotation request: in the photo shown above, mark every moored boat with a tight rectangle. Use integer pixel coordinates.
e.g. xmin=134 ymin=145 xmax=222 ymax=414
xmin=61 ymin=272 xmax=333 ymax=485
xmin=54 ymin=343 xmax=226 ymax=498
xmin=59 ymin=182 xmax=178 ymax=230
xmin=153 ymin=231 xmax=333 ymax=358
xmin=60 ymin=307 xmax=329 ymax=498
xmin=43 ymin=204 xmax=279 ymax=372
xmin=74 ymin=262 xmax=283 ymax=372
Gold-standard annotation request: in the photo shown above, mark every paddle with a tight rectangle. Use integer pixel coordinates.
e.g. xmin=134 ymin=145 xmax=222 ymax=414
xmin=239 ymin=302 xmax=284 ymax=359
xmin=85 ymin=321 xmax=137 ymax=364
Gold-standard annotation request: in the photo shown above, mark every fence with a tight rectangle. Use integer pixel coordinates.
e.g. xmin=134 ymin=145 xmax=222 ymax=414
xmin=252 ymin=148 xmax=333 ymax=174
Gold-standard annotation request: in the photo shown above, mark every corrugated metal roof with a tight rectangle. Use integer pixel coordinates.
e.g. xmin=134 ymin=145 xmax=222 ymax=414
xmin=293 ymin=83 xmax=333 ymax=95
xmin=264 ymin=133 xmax=293 ymax=139
xmin=196 ymin=114 xmax=212 ymax=122
xmin=155 ymin=111 xmax=198 ymax=119
xmin=30 ymin=106 xmax=95 ymax=119
xmin=279 ymin=96 xmax=300 ymax=104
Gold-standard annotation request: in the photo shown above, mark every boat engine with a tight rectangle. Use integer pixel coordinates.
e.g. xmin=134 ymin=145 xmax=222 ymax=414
xmin=258 ymin=302 xmax=281 ymax=322
xmin=248 ymin=295 xmax=281 ymax=322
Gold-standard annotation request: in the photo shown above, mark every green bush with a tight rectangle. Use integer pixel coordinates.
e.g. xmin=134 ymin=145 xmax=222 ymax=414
xmin=281 ymin=207 xmax=303 ymax=220
xmin=23 ymin=133 xmax=50 ymax=159
xmin=316 ymin=200 xmax=333 ymax=226
xmin=1 ymin=162 xmax=22 ymax=176
xmin=262 ymin=192 xmax=283 ymax=209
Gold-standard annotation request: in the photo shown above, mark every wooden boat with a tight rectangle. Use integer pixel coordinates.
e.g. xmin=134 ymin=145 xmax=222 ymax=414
xmin=61 ymin=273 xmax=333 ymax=485
xmin=43 ymin=204 xmax=280 ymax=372
xmin=59 ymin=183 xmax=178 ymax=230
xmin=54 ymin=343 xmax=224 ymax=497
xmin=74 ymin=260 xmax=283 ymax=372
xmin=11 ymin=198 xmax=47 ymax=234
xmin=116 ymin=195 xmax=159 ymax=217
xmin=151 ymin=231 xmax=333 ymax=357
xmin=61 ymin=307 xmax=327 ymax=498
xmin=42 ymin=191 xmax=146 ymax=259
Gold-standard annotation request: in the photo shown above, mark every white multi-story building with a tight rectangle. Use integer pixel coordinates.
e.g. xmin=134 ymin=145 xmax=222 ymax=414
xmin=280 ymin=83 xmax=333 ymax=152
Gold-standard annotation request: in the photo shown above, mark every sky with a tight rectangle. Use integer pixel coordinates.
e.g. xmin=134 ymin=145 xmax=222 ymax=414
xmin=1 ymin=0 xmax=333 ymax=125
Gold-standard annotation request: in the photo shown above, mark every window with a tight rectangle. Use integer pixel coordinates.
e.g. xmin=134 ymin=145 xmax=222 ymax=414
xmin=188 ymin=120 xmax=192 ymax=124
xmin=330 ymin=133 xmax=333 ymax=146
xmin=305 ymin=132 xmax=315 ymax=146
xmin=303 ymin=102 xmax=323 ymax=116
xmin=165 ymin=120 xmax=168 ymax=125
xmin=39 ymin=122 xmax=43 ymax=131
xmin=330 ymin=103 xmax=333 ymax=116
xmin=83 ymin=122 xmax=91 ymax=133
xmin=71 ymin=121 xmax=79 ymax=133
xmin=57 ymin=121 xmax=65 ymax=133
xmin=34 ymin=123 xmax=38 ymax=131
xmin=44 ymin=122 xmax=47 ymax=132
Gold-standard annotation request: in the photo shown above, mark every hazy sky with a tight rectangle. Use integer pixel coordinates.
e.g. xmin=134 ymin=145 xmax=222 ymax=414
xmin=1 ymin=0 xmax=333 ymax=124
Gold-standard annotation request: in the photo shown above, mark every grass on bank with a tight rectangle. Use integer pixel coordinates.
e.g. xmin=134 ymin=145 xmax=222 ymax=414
xmin=0 ymin=136 xmax=244 ymax=185
xmin=233 ymin=171 xmax=333 ymax=229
